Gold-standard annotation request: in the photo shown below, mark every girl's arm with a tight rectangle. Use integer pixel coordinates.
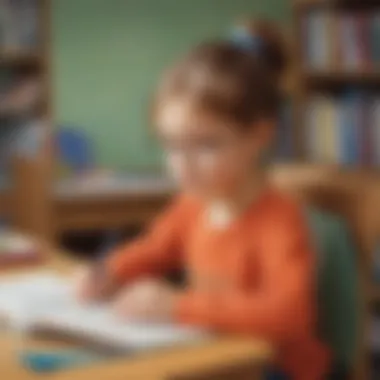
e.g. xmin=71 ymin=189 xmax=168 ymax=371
xmin=107 ymin=195 xmax=194 ymax=285
xmin=175 ymin=208 xmax=315 ymax=343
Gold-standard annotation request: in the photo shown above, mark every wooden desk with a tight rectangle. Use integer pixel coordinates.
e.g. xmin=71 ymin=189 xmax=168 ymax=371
xmin=0 ymin=255 xmax=273 ymax=380
xmin=54 ymin=192 xmax=170 ymax=233
xmin=53 ymin=176 xmax=173 ymax=238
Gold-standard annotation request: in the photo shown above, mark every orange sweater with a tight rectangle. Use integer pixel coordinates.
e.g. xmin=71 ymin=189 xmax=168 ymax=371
xmin=108 ymin=189 xmax=330 ymax=380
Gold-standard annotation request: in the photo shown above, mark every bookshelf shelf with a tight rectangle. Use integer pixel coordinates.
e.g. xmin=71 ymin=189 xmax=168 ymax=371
xmin=293 ymin=0 xmax=380 ymax=378
xmin=0 ymin=0 xmax=51 ymax=240
xmin=0 ymin=50 xmax=43 ymax=67
xmin=302 ymin=70 xmax=380 ymax=84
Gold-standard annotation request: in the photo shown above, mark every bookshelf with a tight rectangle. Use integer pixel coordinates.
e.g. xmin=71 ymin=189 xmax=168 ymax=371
xmin=0 ymin=0 xmax=52 ymax=240
xmin=293 ymin=1 xmax=380 ymax=379
xmin=293 ymin=0 xmax=380 ymax=164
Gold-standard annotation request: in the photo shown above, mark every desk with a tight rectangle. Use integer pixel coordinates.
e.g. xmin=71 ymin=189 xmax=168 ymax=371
xmin=54 ymin=192 xmax=170 ymax=233
xmin=0 ymin=254 xmax=273 ymax=380
xmin=53 ymin=175 xmax=173 ymax=237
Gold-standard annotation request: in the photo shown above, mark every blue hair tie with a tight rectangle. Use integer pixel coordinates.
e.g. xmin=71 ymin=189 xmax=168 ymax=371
xmin=229 ymin=27 xmax=263 ymax=54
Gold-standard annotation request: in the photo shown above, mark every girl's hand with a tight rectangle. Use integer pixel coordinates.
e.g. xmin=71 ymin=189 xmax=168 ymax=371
xmin=112 ymin=279 xmax=180 ymax=323
xmin=73 ymin=265 xmax=118 ymax=302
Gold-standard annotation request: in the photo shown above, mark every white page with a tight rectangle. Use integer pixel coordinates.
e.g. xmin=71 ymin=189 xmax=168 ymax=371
xmin=38 ymin=305 xmax=209 ymax=352
xmin=0 ymin=273 xmax=210 ymax=351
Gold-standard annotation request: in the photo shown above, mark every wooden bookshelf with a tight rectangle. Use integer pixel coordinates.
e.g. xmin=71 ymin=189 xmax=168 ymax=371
xmin=0 ymin=0 xmax=52 ymax=241
xmin=292 ymin=1 xmax=380 ymax=379
xmin=0 ymin=50 xmax=43 ymax=67
xmin=292 ymin=0 xmax=380 ymax=161
xmin=302 ymin=70 xmax=380 ymax=84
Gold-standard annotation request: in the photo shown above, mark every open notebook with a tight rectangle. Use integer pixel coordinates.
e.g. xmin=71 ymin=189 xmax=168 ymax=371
xmin=0 ymin=272 xmax=210 ymax=354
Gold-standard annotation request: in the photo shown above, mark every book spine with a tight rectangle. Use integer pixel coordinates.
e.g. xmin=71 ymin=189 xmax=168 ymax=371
xmin=328 ymin=12 xmax=339 ymax=71
xmin=373 ymin=97 xmax=380 ymax=166
xmin=341 ymin=94 xmax=358 ymax=165
xmin=315 ymin=97 xmax=326 ymax=162
xmin=366 ymin=95 xmax=374 ymax=167
xmin=359 ymin=95 xmax=370 ymax=166
xmin=302 ymin=14 xmax=311 ymax=69
xmin=357 ymin=13 xmax=371 ymax=71
xmin=371 ymin=13 xmax=380 ymax=68
xmin=0 ymin=0 xmax=18 ymax=49
xmin=322 ymin=97 xmax=338 ymax=163
xmin=341 ymin=13 xmax=360 ymax=71
xmin=307 ymin=11 xmax=329 ymax=70
xmin=340 ymin=98 xmax=349 ymax=165
xmin=335 ymin=99 xmax=344 ymax=165
xmin=306 ymin=98 xmax=318 ymax=162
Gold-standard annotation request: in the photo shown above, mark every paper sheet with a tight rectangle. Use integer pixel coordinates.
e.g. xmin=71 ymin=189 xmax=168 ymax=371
xmin=0 ymin=273 xmax=209 ymax=351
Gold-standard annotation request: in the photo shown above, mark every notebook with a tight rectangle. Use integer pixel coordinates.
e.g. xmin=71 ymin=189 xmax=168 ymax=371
xmin=0 ymin=231 xmax=40 ymax=266
xmin=0 ymin=272 xmax=210 ymax=354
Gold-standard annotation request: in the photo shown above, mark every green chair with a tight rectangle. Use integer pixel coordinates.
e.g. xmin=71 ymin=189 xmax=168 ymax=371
xmin=307 ymin=208 xmax=361 ymax=379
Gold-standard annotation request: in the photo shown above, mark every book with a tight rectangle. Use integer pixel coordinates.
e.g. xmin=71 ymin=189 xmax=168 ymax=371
xmin=357 ymin=13 xmax=371 ymax=71
xmin=305 ymin=98 xmax=317 ymax=161
xmin=320 ymin=96 xmax=339 ymax=164
xmin=341 ymin=93 xmax=361 ymax=165
xmin=304 ymin=10 xmax=380 ymax=71
xmin=0 ymin=0 xmax=17 ymax=49
xmin=372 ymin=96 xmax=380 ymax=166
xmin=0 ymin=272 xmax=210 ymax=354
xmin=0 ymin=0 xmax=38 ymax=51
xmin=0 ymin=230 xmax=40 ymax=266
xmin=306 ymin=96 xmax=339 ymax=164
xmin=305 ymin=11 xmax=331 ymax=70
xmin=371 ymin=13 xmax=380 ymax=68
xmin=303 ymin=90 xmax=380 ymax=167
xmin=340 ymin=13 xmax=361 ymax=71
xmin=360 ymin=93 xmax=372 ymax=166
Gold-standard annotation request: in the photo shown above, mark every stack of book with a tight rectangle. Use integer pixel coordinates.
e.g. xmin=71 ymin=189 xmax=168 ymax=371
xmin=304 ymin=91 xmax=380 ymax=166
xmin=303 ymin=10 xmax=380 ymax=71
xmin=0 ymin=0 xmax=39 ymax=52
xmin=0 ymin=229 xmax=41 ymax=266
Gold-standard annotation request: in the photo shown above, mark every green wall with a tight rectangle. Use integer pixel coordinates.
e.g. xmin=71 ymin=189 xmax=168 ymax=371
xmin=52 ymin=0 xmax=290 ymax=170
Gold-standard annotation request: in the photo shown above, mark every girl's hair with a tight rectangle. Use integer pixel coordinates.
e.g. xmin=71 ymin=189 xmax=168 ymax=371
xmin=153 ymin=18 xmax=287 ymax=129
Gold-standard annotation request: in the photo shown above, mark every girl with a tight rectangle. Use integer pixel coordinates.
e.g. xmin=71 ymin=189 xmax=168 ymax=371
xmin=75 ymin=19 xmax=330 ymax=380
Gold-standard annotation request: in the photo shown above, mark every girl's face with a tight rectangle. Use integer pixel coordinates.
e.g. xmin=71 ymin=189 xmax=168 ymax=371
xmin=156 ymin=99 xmax=273 ymax=199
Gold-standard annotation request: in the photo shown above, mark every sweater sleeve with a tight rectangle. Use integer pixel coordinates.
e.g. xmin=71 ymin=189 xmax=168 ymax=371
xmin=175 ymin=206 xmax=315 ymax=343
xmin=107 ymin=195 xmax=193 ymax=285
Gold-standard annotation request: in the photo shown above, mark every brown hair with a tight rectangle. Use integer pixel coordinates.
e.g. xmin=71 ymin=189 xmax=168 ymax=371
xmin=153 ymin=18 xmax=287 ymax=128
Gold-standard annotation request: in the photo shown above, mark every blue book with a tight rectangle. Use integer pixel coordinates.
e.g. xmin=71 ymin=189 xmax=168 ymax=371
xmin=305 ymin=98 xmax=318 ymax=162
xmin=336 ymin=99 xmax=345 ymax=165
xmin=341 ymin=93 xmax=361 ymax=165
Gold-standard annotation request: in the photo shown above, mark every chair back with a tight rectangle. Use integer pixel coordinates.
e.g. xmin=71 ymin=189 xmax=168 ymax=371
xmin=269 ymin=165 xmax=380 ymax=380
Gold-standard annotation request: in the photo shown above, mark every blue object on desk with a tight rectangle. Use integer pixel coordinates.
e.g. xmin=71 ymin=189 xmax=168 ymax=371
xmin=20 ymin=349 xmax=106 ymax=373
xmin=56 ymin=126 xmax=94 ymax=173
